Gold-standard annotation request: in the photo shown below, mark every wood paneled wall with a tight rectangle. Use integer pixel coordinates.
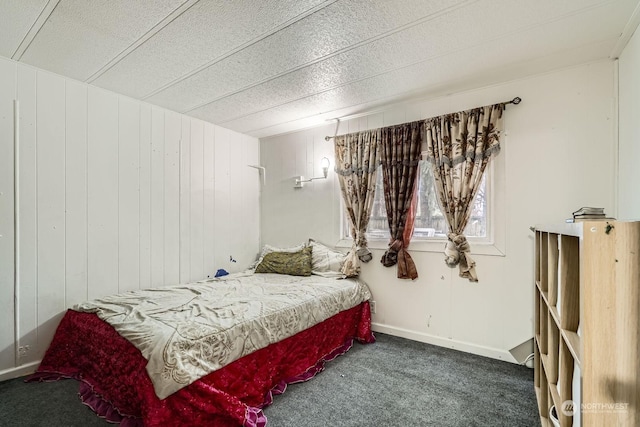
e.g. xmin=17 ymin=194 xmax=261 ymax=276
xmin=0 ymin=58 xmax=260 ymax=378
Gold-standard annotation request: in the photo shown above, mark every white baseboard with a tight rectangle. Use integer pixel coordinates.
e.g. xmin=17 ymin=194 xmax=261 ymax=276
xmin=371 ymin=323 xmax=519 ymax=364
xmin=0 ymin=361 xmax=40 ymax=382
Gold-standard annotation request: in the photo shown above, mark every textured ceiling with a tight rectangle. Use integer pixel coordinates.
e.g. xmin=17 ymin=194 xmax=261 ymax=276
xmin=2 ymin=0 xmax=639 ymax=138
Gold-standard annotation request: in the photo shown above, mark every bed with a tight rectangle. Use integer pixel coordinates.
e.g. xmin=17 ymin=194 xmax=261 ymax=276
xmin=28 ymin=241 xmax=374 ymax=426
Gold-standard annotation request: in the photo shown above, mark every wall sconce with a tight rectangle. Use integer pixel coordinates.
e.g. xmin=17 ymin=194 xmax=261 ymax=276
xmin=294 ymin=157 xmax=330 ymax=188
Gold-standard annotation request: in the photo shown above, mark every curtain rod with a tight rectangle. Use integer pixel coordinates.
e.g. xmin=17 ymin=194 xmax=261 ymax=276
xmin=324 ymin=97 xmax=521 ymax=141
xmin=324 ymin=119 xmax=340 ymax=142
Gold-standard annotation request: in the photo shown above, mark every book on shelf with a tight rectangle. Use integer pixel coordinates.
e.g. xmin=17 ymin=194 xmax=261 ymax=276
xmin=572 ymin=207 xmax=605 ymax=216
xmin=566 ymin=206 xmax=613 ymax=222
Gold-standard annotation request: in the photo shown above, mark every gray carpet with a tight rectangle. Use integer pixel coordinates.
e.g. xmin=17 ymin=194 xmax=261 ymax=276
xmin=0 ymin=333 xmax=538 ymax=426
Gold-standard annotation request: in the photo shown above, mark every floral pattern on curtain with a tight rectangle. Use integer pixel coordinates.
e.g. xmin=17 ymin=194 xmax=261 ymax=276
xmin=379 ymin=122 xmax=422 ymax=280
xmin=334 ymin=130 xmax=381 ymax=277
xmin=424 ymin=103 xmax=504 ymax=282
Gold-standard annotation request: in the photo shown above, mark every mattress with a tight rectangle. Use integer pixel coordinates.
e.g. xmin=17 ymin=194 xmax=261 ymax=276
xmin=29 ymin=272 xmax=375 ymax=425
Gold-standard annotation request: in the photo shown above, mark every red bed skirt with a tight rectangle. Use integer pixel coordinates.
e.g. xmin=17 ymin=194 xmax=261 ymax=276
xmin=28 ymin=301 xmax=374 ymax=426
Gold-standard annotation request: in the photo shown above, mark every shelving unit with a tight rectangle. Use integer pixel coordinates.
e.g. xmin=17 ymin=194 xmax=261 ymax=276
xmin=534 ymin=221 xmax=639 ymax=427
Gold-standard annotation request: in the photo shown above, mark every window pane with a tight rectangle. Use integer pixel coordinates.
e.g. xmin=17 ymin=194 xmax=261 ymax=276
xmin=344 ymin=161 xmax=488 ymax=240
xmin=413 ymin=161 xmax=487 ymax=238
xmin=366 ymin=171 xmax=389 ymax=239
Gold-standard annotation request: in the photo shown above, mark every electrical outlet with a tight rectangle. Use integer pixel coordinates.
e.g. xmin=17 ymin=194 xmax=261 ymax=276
xmin=370 ymin=301 xmax=376 ymax=314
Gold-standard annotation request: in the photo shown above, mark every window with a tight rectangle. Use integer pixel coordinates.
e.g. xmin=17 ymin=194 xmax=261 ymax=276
xmin=345 ymin=159 xmax=490 ymax=242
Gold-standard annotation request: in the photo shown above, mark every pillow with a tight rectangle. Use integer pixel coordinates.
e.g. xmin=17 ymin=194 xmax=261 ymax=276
xmin=308 ymin=239 xmax=349 ymax=278
xmin=255 ymin=247 xmax=313 ymax=276
xmin=250 ymin=243 xmax=307 ymax=270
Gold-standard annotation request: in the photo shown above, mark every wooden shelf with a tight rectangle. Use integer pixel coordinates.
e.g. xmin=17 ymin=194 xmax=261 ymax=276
xmin=534 ymin=222 xmax=582 ymax=237
xmin=536 ymin=282 xmax=560 ymax=328
xmin=561 ymin=330 xmax=581 ymax=367
xmin=534 ymin=386 xmax=551 ymax=427
xmin=548 ymin=305 xmax=560 ymax=329
xmin=539 ymin=289 xmax=548 ymax=305
xmin=540 ymin=352 xmax=550 ymax=371
xmin=533 ymin=221 xmax=640 ymax=427
xmin=548 ymin=382 xmax=561 ymax=413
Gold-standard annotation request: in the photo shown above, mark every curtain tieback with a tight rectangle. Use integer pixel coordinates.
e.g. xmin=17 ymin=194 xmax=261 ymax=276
xmin=445 ymin=233 xmax=478 ymax=282
xmin=356 ymin=245 xmax=373 ymax=263
xmin=444 ymin=233 xmax=471 ymax=267
xmin=380 ymin=239 xmax=404 ymax=267
xmin=341 ymin=241 xmax=373 ymax=277
xmin=381 ymin=239 xmax=418 ymax=279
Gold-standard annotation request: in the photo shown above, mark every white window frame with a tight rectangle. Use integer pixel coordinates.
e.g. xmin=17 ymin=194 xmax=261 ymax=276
xmin=336 ymin=148 xmax=506 ymax=257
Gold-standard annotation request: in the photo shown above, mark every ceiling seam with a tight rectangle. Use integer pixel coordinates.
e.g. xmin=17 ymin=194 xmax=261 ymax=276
xmin=609 ymin=0 xmax=640 ymax=59
xmin=179 ymin=0 xmax=480 ymax=114
xmin=85 ymin=0 xmax=200 ymax=83
xmin=205 ymin=4 xmax=617 ymax=125
xmin=11 ymin=0 xmax=60 ymax=60
xmin=236 ymin=38 xmax=617 ymax=137
xmin=140 ymin=0 xmax=340 ymax=100
xmin=190 ymin=0 xmax=612 ymax=116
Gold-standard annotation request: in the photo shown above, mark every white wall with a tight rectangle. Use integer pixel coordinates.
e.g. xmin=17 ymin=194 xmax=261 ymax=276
xmin=0 ymin=57 xmax=260 ymax=379
xmin=618 ymin=27 xmax=640 ymax=219
xmin=260 ymin=60 xmax=617 ymax=361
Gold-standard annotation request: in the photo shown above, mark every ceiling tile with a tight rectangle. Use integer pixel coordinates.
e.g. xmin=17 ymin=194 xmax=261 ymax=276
xmin=144 ymin=0 xmax=468 ymax=111
xmin=1 ymin=0 xmax=637 ymax=138
xmin=188 ymin=0 xmax=620 ymax=127
xmin=92 ymin=0 xmax=330 ymax=98
xmin=0 ymin=0 xmax=48 ymax=58
xmin=19 ymin=0 xmax=186 ymax=81
xmin=211 ymin=7 xmax=620 ymax=137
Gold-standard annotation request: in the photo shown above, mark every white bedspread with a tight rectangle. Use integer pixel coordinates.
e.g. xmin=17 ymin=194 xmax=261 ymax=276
xmin=74 ymin=272 xmax=371 ymax=399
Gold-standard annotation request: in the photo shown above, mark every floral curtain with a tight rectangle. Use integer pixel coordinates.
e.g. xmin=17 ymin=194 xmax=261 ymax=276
xmin=424 ymin=103 xmax=504 ymax=282
xmin=334 ymin=130 xmax=381 ymax=277
xmin=379 ymin=122 xmax=422 ymax=280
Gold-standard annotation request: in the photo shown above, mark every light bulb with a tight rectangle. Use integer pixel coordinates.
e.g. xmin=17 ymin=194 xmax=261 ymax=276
xmin=321 ymin=157 xmax=330 ymax=178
